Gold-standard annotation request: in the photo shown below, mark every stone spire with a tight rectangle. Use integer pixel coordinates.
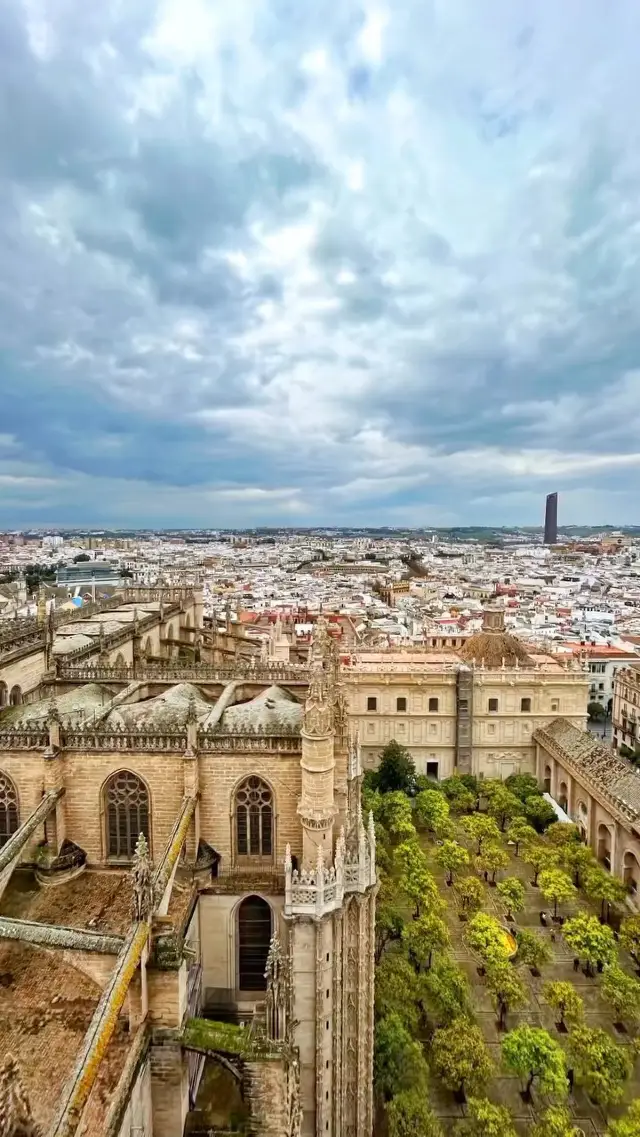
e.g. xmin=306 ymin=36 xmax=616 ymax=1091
xmin=131 ymin=833 xmax=153 ymax=923
xmin=302 ymin=666 xmax=333 ymax=738
xmin=0 ymin=1054 xmax=42 ymax=1137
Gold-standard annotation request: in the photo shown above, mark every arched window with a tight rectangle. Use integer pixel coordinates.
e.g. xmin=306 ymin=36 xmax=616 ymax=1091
xmin=0 ymin=773 xmax=18 ymax=847
xmin=0 ymin=683 xmax=7 ymax=707
xmin=9 ymin=686 xmax=22 ymax=706
xmin=105 ymin=771 xmax=150 ymax=859
xmin=238 ymin=896 xmax=272 ymax=991
xmin=235 ymin=777 xmax=273 ymax=858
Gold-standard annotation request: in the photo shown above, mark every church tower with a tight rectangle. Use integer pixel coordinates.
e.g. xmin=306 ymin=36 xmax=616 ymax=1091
xmin=285 ymin=619 xmax=376 ymax=1137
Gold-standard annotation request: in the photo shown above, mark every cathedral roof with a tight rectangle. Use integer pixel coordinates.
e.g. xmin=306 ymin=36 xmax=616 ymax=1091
xmin=0 ymin=684 xmax=111 ymax=726
xmin=535 ymin=718 xmax=640 ymax=818
xmin=220 ymin=685 xmax=302 ymax=733
xmin=106 ymin=682 xmax=214 ymax=730
xmin=458 ymin=630 xmax=533 ymax=669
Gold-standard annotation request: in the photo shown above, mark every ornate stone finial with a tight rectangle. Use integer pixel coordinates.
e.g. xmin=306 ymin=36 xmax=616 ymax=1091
xmin=186 ymin=691 xmax=198 ymax=726
xmin=46 ymin=695 xmax=60 ymax=726
xmin=302 ymin=665 xmax=333 ymax=737
xmin=0 ymin=1054 xmax=42 ymax=1137
xmin=131 ymin=833 xmax=153 ymax=923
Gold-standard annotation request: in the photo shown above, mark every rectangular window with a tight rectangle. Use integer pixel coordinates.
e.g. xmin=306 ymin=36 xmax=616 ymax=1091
xmin=367 ymin=696 xmax=377 ymax=711
xmin=426 ymin=761 xmax=439 ymax=780
xmin=551 ymin=700 xmax=559 ymax=712
xmin=488 ymin=723 xmax=496 ymax=735
xmin=459 ymin=699 xmax=468 ymax=711
xmin=367 ymin=722 xmax=375 ymax=734
xmin=488 ymin=698 xmax=498 ymax=712
xmin=520 ymin=697 xmax=531 ymax=712
xmin=428 ymin=697 xmax=439 ymax=712
xmin=396 ymin=696 xmax=407 ymax=712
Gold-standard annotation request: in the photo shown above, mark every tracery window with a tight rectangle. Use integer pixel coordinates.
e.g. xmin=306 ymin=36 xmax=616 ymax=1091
xmin=0 ymin=773 xmax=18 ymax=847
xmin=105 ymin=771 xmax=150 ymax=859
xmin=235 ymin=776 xmax=273 ymax=858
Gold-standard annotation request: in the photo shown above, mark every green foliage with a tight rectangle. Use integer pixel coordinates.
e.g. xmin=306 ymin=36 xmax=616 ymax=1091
xmin=583 ymin=866 xmax=628 ymax=920
xmin=515 ymin=928 xmax=553 ymax=972
xmin=377 ymin=742 xmax=416 ymax=795
xmin=375 ymin=954 xmax=421 ymax=1031
xmin=378 ymin=792 xmax=415 ymax=842
xmin=538 ymin=868 xmax=577 ymax=917
xmin=454 ymin=1096 xmax=517 ymax=1137
xmin=485 ymin=960 xmax=528 ymax=1029
xmin=386 ymin=1091 xmax=444 ymax=1137
xmin=496 ymin=876 xmax=525 ymax=919
xmin=607 ymin=1099 xmax=640 ymax=1137
xmin=523 ymin=840 xmax=559 ymax=885
xmin=415 ymin=789 xmax=452 ymax=838
xmin=394 ymin=839 xmax=442 ymax=918
xmin=601 ymin=965 xmax=640 ymax=1024
xmin=474 ymin=842 xmax=509 ymax=883
xmin=402 ymin=912 xmax=450 ymax=971
xmin=374 ymin=1013 xmax=430 ymax=1101
xmin=563 ymin=911 xmax=618 ymax=974
xmin=567 ymin=1025 xmax=633 ymax=1107
xmin=523 ymin=793 xmax=558 ymax=832
xmin=501 ymin=1024 xmax=567 ymax=1099
xmin=531 ymin=1106 xmax=585 ymax=1137
xmin=454 ymin=875 xmax=485 ymax=915
xmin=546 ymin=821 xmax=582 ymax=848
xmin=435 ymin=839 xmax=470 ymax=883
xmin=487 ymin=786 xmax=524 ymax=831
xmin=559 ymin=840 xmax=596 ymax=888
xmin=620 ymin=913 xmax=640 ymax=967
xmin=505 ymin=816 xmax=537 ymax=855
xmin=462 ymin=813 xmax=501 ymax=854
xmin=375 ymin=875 xmax=406 ymax=962
xmin=440 ymin=775 xmax=478 ymax=813
xmin=464 ymin=912 xmax=511 ymax=964
xmin=431 ymin=1022 xmax=493 ymax=1096
xmin=421 ymin=956 xmax=472 ymax=1025
xmin=505 ymin=773 xmax=542 ymax=801
xmin=542 ymin=981 xmax=585 ymax=1028
xmin=588 ymin=700 xmax=607 ymax=720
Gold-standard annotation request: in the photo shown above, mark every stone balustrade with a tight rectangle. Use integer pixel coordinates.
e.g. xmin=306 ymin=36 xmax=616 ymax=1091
xmin=283 ymin=813 xmax=376 ymax=918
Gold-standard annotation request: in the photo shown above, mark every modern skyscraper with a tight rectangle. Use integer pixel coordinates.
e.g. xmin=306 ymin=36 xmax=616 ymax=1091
xmin=544 ymin=492 xmax=558 ymax=544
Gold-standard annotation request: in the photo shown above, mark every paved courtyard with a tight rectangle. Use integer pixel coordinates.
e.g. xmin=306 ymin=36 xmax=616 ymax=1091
xmin=423 ymin=832 xmax=640 ymax=1134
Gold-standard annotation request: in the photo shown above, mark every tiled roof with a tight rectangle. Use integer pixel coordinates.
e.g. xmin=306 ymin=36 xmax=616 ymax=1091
xmin=535 ymin=718 xmax=640 ymax=818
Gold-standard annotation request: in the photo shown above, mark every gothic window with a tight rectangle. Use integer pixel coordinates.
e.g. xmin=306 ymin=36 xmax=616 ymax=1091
xmin=0 ymin=773 xmax=18 ymax=847
xmin=235 ymin=777 xmax=273 ymax=858
xmin=105 ymin=771 xmax=150 ymax=859
xmin=9 ymin=686 xmax=22 ymax=706
xmin=238 ymin=896 xmax=272 ymax=991
xmin=428 ymin=697 xmax=439 ymax=712
xmin=0 ymin=682 xmax=7 ymax=707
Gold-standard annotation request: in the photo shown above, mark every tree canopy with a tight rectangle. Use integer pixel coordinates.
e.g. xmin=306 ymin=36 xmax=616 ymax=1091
xmin=567 ymin=1025 xmax=633 ymax=1107
xmin=600 ymin=965 xmax=640 ymax=1025
xmin=607 ymin=1099 xmax=640 ymax=1137
xmin=487 ymin=786 xmax=524 ymax=831
xmin=462 ymin=813 xmax=501 ymax=854
xmin=620 ymin=914 xmax=640 ymax=969
xmin=538 ymin=868 xmax=576 ymax=918
xmin=374 ymin=1013 xmax=430 ymax=1101
xmin=431 ymin=1022 xmax=492 ymax=1098
xmin=454 ymin=1097 xmax=517 ymax=1137
xmin=563 ymin=911 xmax=617 ymax=975
xmin=542 ymin=981 xmax=584 ymax=1029
xmin=501 ymin=1024 xmax=568 ymax=1101
xmin=496 ymin=877 xmax=525 ymax=920
xmin=515 ymin=929 xmax=553 ymax=973
xmin=421 ymin=956 xmax=472 ymax=1026
xmin=376 ymin=741 xmax=416 ymax=795
xmin=435 ymin=839 xmax=470 ymax=884
xmin=386 ymin=1090 xmax=444 ymax=1137
xmin=402 ymin=912 xmax=450 ymax=971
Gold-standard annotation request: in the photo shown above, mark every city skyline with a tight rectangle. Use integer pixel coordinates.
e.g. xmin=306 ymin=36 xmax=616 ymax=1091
xmin=2 ymin=0 xmax=640 ymax=528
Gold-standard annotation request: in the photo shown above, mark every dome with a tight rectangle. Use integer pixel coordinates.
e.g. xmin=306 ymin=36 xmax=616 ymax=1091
xmin=459 ymin=631 xmax=533 ymax=669
xmin=220 ymin=685 xmax=302 ymax=733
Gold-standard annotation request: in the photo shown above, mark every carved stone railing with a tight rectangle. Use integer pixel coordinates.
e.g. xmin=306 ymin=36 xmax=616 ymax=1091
xmin=0 ymin=729 xmax=49 ymax=750
xmin=283 ymin=816 xmax=376 ymax=918
xmin=199 ymin=734 xmax=301 ymax=753
xmin=61 ymin=729 xmax=188 ymax=752
xmin=54 ymin=660 xmax=310 ymax=683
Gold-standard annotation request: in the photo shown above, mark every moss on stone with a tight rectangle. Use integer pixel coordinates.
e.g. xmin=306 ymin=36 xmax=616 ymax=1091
xmin=182 ymin=1018 xmax=280 ymax=1060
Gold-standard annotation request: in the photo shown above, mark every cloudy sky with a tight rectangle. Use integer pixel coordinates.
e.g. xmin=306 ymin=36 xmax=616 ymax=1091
xmin=1 ymin=0 xmax=640 ymax=529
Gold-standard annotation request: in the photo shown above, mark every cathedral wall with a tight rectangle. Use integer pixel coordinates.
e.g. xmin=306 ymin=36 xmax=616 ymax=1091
xmin=199 ymin=892 xmax=285 ymax=1005
xmin=198 ymin=752 xmax=303 ymax=867
xmin=115 ymin=1057 xmax=153 ymax=1137
xmin=147 ymin=962 xmax=188 ymax=1027
xmin=0 ymin=752 xmax=45 ymax=848
xmin=61 ymin=751 xmax=185 ymax=864
xmin=0 ymin=647 xmax=47 ymax=699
